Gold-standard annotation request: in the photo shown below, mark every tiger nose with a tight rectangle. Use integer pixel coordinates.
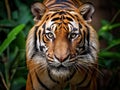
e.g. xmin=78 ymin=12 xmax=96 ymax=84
xmin=54 ymin=54 xmax=69 ymax=62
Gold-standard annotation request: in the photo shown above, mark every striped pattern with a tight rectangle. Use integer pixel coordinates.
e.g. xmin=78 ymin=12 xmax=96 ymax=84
xmin=26 ymin=0 xmax=99 ymax=90
xmin=43 ymin=0 xmax=82 ymax=10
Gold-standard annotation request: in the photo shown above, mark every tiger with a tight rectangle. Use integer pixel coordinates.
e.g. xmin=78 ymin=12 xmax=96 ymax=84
xmin=26 ymin=0 xmax=99 ymax=90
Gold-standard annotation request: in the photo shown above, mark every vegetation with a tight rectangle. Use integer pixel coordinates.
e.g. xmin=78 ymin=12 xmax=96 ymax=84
xmin=0 ymin=0 xmax=120 ymax=90
xmin=98 ymin=14 xmax=120 ymax=90
xmin=0 ymin=0 xmax=38 ymax=89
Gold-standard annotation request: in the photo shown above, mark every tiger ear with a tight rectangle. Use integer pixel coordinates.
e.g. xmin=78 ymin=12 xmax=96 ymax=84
xmin=31 ymin=2 xmax=47 ymax=22
xmin=79 ymin=3 xmax=95 ymax=23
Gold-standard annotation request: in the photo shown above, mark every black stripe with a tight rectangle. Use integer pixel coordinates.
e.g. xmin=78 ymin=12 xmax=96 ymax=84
xmin=79 ymin=23 xmax=82 ymax=29
xmin=86 ymin=26 xmax=90 ymax=47
xmin=29 ymin=73 xmax=35 ymax=90
xmin=42 ymin=23 xmax=47 ymax=44
xmin=65 ymin=0 xmax=74 ymax=5
xmin=47 ymin=3 xmax=56 ymax=8
xmin=35 ymin=70 xmax=50 ymax=90
xmin=91 ymin=45 xmax=97 ymax=51
xmin=51 ymin=12 xmax=58 ymax=17
xmin=66 ymin=17 xmax=73 ymax=21
xmin=42 ymin=23 xmax=46 ymax=32
xmin=45 ymin=15 xmax=49 ymax=21
xmin=66 ymin=12 xmax=75 ymax=19
xmin=65 ymin=69 xmax=76 ymax=82
xmin=78 ymin=37 xmax=82 ymax=46
xmin=31 ymin=26 xmax=39 ymax=59
xmin=31 ymin=53 xmax=36 ymax=59
xmin=47 ymin=0 xmax=73 ymax=7
xmin=51 ymin=17 xmax=60 ymax=21
xmin=55 ymin=0 xmax=69 ymax=3
xmin=42 ymin=36 xmax=46 ymax=44
xmin=38 ymin=30 xmax=41 ymax=42
xmin=83 ymin=30 xmax=86 ymax=48
xmin=38 ymin=29 xmax=45 ymax=52
xmin=34 ymin=26 xmax=39 ymax=52
xmin=59 ymin=11 xmax=66 ymax=15
xmin=81 ymin=70 xmax=96 ymax=88
xmin=38 ymin=30 xmax=44 ymax=52
xmin=77 ymin=70 xmax=88 ymax=86
xmin=61 ymin=3 xmax=72 ymax=8
xmin=80 ymin=50 xmax=89 ymax=55
xmin=76 ymin=15 xmax=80 ymax=22
xmin=79 ymin=30 xmax=90 ymax=55
xmin=47 ymin=68 xmax=59 ymax=84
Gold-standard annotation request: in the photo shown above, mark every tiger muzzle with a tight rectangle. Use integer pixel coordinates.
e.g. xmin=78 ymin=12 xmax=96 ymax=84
xmin=54 ymin=33 xmax=70 ymax=62
xmin=54 ymin=54 xmax=70 ymax=62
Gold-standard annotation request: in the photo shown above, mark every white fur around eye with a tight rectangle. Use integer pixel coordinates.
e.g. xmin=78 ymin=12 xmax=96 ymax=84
xmin=46 ymin=32 xmax=54 ymax=39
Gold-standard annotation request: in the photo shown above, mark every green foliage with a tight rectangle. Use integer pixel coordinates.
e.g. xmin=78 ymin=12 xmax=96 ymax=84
xmin=0 ymin=0 xmax=34 ymax=90
xmin=98 ymin=18 xmax=120 ymax=69
xmin=0 ymin=24 xmax=25 ymax=55
xmin=98 ymin=15 xmax=120 ymax=89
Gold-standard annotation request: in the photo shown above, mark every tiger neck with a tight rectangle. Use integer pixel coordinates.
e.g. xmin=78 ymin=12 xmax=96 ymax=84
xmin=43 ymin=0 xmax=82 ymax=10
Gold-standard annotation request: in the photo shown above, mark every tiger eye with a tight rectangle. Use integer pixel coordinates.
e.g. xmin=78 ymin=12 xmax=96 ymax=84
xmin=70 ymin=33 xmax=77 ymax=39
xmin=46 ymin=32 xmax=54 ymax=39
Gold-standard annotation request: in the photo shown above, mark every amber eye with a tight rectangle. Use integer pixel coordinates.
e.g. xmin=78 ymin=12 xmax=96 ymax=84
xmin=70 ymin=33 xmax=78 ymax=39
xmin=46 ymin=32 xmax=54 ymax=39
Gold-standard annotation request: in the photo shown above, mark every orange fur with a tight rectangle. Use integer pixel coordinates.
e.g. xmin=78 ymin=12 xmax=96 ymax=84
xmin=26 ymin=0 xmax=99 ymax=90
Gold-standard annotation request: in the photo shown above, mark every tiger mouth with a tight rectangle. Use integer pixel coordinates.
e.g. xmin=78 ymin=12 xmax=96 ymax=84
xmin=47 ymin=63 xmax=76 ymax=80
xmin=48 ymin=64 xmax=69 ymax=71
xmin=46 ymin=55 xmax=77 ymax=79
xmin=46 ymin=54 xmax=76 ymax=73
xmin=47 ymin=59 xmax=75 ymax=70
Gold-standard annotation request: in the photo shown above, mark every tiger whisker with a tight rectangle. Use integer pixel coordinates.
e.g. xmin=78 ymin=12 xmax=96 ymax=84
xmin=75 ymin=63 xmax=88 ymax=72
xmin=79 ymin=61 xmax=103 ymax=77
xmin=92 ymin=66 xmax=104 ymax=78
xmin=37 ymin=64 xmax=47 ymax=73
xmin=29 ymin=63 xmax=46 ymax=74
xmin=73 ymin=64 xmax=81 ymax=72
xmin=76 ymin=60 xmax=103 ymax=78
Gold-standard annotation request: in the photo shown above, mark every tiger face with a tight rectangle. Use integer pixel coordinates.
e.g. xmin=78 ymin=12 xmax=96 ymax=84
xmin=41 ymin=11 xmax=83 ymax=77
xmin=26 ymin=2 xmax=99 ymax=81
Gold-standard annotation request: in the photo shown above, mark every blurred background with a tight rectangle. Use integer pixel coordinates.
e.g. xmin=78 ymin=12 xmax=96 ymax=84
xmin=0 ymin=0 xmax=120 ymax=90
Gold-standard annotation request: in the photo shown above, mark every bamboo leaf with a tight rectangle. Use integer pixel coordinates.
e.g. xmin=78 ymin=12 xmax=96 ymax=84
xmin=0 ymin=24 xmax=25 ymax=55
xmin=105 ymin=39 xmax=120 ymax=51
xmin=99 ymin=51 xmax=120 ymax=58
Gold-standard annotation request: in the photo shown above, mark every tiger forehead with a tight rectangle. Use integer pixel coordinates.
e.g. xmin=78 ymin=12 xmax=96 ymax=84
xmin=43 ymin=10 xmax=81 ymax=30
xmin=46 ymin=10 xmax=79 ymax=22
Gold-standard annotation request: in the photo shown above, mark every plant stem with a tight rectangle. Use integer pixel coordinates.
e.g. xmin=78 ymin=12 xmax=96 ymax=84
xmin=5 ymin=62 xmax=10 ymax=90
xmin=0 ymin=72 xmax=9 ymax=90
xmin=4 ymin=47 xmax=10 ymax=90
xmin=5 ymin=0 xmax=11 ymax=20
xmin=111 ymin=10 xmax=120 ymax=23
xmin=110 ymin=23 xmax=120 ymax=29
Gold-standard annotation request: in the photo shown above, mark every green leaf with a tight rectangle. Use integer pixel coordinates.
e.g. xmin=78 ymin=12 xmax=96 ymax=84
xmin=0 ymin=24 xmax=25 ymax=55
xmin=101 ymin=20 xmax=110 ymax=26
xmin=99 ymin=51 xmax=120 ymax=58
xmin=105 ymin=39 xmax=120 ymax=51
xmin=109 ymin=23 xmax=120 ymax=30
xmin=98 ymin=31 xmax=113 ymax=42
xmin=14 ymin=32 xmax=25 ymax=49
xmin=99 ymin=23 xmax=120 ymax=33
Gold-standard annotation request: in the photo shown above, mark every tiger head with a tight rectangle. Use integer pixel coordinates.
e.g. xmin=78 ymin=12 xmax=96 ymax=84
xmin=26 ymin=2 xmax=99 ymax=78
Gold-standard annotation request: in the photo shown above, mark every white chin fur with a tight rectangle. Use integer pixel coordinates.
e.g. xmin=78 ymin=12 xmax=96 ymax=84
xmin=51 ymin=69 xmax=70 ymax=78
